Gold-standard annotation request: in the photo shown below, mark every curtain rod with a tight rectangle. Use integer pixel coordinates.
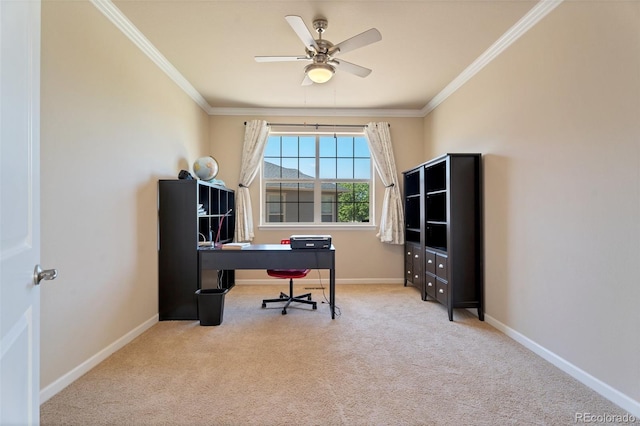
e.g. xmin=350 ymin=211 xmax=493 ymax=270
xmin=243 ymin=122 xmax=390 ymax=128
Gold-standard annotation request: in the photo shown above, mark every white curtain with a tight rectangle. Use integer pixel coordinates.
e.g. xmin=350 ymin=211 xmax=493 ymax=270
xmin=365 ymin=122 xmax=405 ymax=245
xmin=235 ymin=120 xmax=269 ymax=242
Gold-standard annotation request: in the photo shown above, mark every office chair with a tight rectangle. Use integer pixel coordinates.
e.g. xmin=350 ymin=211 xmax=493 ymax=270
xmin=261 ymin=239 xmax=317 ymax=315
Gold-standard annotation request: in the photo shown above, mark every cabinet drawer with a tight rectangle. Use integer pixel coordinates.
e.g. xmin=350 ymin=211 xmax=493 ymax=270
xmin=405 ymin=265 xmax=413 ymax=282
xmin=425 ymin=272 xmax=436 ymax=298
xmin=435 ymin=253 xmax=448 ymax=281
xmin=405 ymin=244 xmax=423 ymax=285
xmin=405 ymin=248 xmax=413 ymax=279
xmin=425 ymin=250 xmax=436 ymax=274
xmin=436 ymin=278 xmax=448 ymax=306
xmin=413 ymin=250 xmax=423 ymax=278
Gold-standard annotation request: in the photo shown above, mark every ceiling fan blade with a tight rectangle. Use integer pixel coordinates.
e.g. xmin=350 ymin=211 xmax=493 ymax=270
xmin=285 ymin=15 xmax=319 ymax=52
xmin=301 ymin=74 xmax=313 ymax=86
xmin=330 ymin=28 xmax=382 ymax=56
xmin=255 ymin=56 xmax=310 ymax=63
xmin=329 ymin=59 xmax=372 ymax=78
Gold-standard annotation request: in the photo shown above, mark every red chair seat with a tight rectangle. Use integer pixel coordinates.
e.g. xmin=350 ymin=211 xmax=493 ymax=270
xmin=267 ymin=269 xmax=310 ymax=279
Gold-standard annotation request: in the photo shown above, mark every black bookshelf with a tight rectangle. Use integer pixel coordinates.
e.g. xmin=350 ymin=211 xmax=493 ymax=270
xmin=158 ymin=179 xmax=235 ymax=320
xmin=402 ymin=154 xmax=483 ymax=321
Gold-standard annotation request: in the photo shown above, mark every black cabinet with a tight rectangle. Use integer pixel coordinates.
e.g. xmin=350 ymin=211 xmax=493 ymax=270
xmin=402 ymin=154 xmax=483 ymax=321
xmin=158 ymin=179 xmax=235 ymax=320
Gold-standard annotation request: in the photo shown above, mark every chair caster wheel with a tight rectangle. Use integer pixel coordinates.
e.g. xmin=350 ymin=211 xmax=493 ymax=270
xmin=261 ymin=303 xmax=266 ymax=308
xmin=282 ymin=310 xmax=287 ymax=315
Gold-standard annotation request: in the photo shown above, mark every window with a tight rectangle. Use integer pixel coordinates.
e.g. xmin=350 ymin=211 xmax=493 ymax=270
xmin=262 ymin=133 xmax=372 ymax=225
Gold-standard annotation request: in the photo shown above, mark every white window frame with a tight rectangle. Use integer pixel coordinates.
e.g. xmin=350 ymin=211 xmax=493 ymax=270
xmin=259 ymin=130 xmax=376 ymax=230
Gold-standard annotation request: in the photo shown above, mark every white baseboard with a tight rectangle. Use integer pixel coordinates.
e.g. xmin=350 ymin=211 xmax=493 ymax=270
xmin=484 ymin=314 xmax=640 ymax=418
xmin=40 ymin=314 xmax=158 ymax=404
xmin=234 ymin=278 xmax=405 ymax=285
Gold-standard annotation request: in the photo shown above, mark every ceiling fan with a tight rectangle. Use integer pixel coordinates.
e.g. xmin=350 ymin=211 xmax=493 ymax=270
xmin=254 ymin=15 xmax=382 ymax=85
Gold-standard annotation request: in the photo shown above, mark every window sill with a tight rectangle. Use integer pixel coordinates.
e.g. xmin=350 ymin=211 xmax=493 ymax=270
xmin=258 ymin=223 xmax=376 ymax=232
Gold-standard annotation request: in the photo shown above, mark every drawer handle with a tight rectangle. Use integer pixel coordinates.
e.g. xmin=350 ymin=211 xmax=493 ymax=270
xmin=438 ymin=263 xmax=444 ymax=269
xmin=414 ymin=254 xmax=419 ymax=258
xmin=427 ymin=259 xmax=433 ymax=264
xmin=414 ymin=275 xmax=419 ymax=279
xmin=427 ymin=282 xmax=433 ymax=287
xmin=407 ymin=251 xmax=411 ymax=255
xmin=407 ymin=270 xmax=411 ymax=274
xmin=439 ymin=288 xmax=444 ymax=294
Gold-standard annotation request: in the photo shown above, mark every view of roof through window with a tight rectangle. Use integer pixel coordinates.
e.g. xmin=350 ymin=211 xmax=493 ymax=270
xmin=262 ymin=134 xmax=372 ymax=224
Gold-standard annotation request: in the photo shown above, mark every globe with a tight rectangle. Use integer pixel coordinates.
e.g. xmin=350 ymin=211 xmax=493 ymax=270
xmin=193 ymin=156 xmax=219 ymax=181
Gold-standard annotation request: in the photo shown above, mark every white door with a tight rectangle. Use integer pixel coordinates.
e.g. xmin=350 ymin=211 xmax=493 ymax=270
xmin=1 ymin=0 xmax=46 ymax=424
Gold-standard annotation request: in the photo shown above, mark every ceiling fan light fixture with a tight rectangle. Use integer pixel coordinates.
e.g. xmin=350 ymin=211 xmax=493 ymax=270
xmin=305 ymin=63 xmax=335 ymax=84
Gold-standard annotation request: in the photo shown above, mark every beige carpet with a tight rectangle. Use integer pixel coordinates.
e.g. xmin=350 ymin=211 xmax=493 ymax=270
xmin=41 ymin=284 xmax=629 ymax=425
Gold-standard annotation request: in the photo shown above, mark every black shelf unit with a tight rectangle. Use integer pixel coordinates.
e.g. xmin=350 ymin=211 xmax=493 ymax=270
xmin=158 ymin=179 xmax=235 ymax=320
xmin=402 ymin=154 xmax=483 ymax=321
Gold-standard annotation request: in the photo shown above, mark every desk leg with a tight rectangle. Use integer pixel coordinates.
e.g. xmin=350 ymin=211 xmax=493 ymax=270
xmin=330 ymin=267 xmax=335 ymax=319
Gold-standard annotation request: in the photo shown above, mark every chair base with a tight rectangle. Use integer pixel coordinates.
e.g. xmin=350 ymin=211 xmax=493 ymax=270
xmin=261 ymin=279 xmax=317 ymax=315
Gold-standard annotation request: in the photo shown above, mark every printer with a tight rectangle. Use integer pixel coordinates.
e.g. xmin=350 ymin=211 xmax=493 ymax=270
xmin=290 ymin=235 xmax=332 ymax=249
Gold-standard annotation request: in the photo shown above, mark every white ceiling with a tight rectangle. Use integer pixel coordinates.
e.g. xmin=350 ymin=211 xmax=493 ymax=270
xmin=110 ymin=0 xmax=540 ymax=114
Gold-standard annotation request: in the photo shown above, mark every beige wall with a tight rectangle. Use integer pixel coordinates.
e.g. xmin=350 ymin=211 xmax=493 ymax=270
xmin=40 ymin=1 xmax=209 ymax=391
xmin=38 ymin=0 xmax=640 ymax=415
xmin=425 ymin=1 xmax=640 ymax=404
xmin=209 ymin=116 xmax=423 ymax=282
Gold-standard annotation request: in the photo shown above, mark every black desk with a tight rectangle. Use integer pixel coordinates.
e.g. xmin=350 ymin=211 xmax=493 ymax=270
xmin=199 ymin=244 xmax=336 ymax=319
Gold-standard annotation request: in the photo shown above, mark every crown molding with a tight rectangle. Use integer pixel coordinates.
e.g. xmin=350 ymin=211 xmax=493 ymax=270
xmin=208 ymin=107 xmax=424 ymax=118
xmin=92 ymin=0 xmax=562 ymax=119
xmin=422 ymin=0 xmax=563 ymax=116
xmin=90 ymin=0 xmax=212 ymax=113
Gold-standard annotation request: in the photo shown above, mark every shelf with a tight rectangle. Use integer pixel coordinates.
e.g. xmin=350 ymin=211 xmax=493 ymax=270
xmin=426 ymin=192 xmax=446 ymax=222
xmin=403 ymin=169 xmax=421 ymax=197
xmin=425 ymin=161 xmax=446 ymax=193
xmin=426 ymin=223 xmax=447 ymax=252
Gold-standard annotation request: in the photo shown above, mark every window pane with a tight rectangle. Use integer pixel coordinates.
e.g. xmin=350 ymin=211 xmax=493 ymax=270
xmin=281 ymin=158 xmax=300 ymax=177
xmin=298 ymin=202 xmax=314 ymax=222
xmin=319 ymin=158 xmax=336 ymax=179
xmin=299 ymin=157 xmax=315 ymax=178
xmin=336 ymin=158 xmax=353 ymax=179
xmin=354 ymin=158 xmax=371 ymax=179
xmin=337 ymin=137 xmax=353 ymax=157
xmin=354 ymin=137 xmax=370 ymax=157
xmin=319 ymin=136 xmax=336 ymax=157
xmin=264 ymin=136 xmax=281 ymax=157
xmin=263 ymin=159 xmax=281 ymax=178
xmin=282 ymin=136 xmax=299 ymax=156
xmin=336 ymin=182 xmax=370 ymax=222
xmin=299 ymin=136 xmax=315 ymax=157
xmin=265 ymin=183 xmax=284 ymax=223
